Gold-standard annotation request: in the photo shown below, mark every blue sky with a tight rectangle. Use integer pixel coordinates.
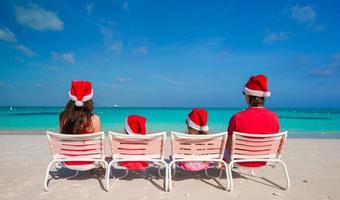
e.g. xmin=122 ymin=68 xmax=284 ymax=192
xmin=0 ymin=0 xmax=339 ymax=108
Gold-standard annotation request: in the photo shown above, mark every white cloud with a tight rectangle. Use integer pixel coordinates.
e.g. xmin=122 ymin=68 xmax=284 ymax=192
xmin=51 ymin=51 xmax=75 ymax=64
xmin=0 ymin=27 xmax=17 ymax=43
xmin=263 ymin=32 xmax=289 ymax=44
xmin=134 ymin=46 xmax=148 ymax=55
xmin=29 ymin=62 xmax=61 ymax=71
xmin=313 ymin=24 xmax=326 ymax=32
xmin=15 ymin=4 xmax=64 ymax=31
xmin=116 ymin=77 xmax=132 ymax=82
xmin=86 ymin=3 xmax=94 ymax=15
xmin=34 ymin=83 xmax=44 ymax=88
xmin=99 ymin=25 xmax=123 ymax=53
xmin=15 ymin=44 xmax=36 ymax=57
xmin=291 ymin=4 xmax=316 ymax=24
xmin=311 ymin=65 xmax=337 ymax=76
xmin=108 ymin=41 xmax=122 ymax=52
xmin=15 ymin=57 xmax=24 ymax=62
xmin=0 ymin=27 xmax=42 ymax=58
xmin=311 ymin=53 xmax=340 ymax=77
xmin=155 ymin=76 xmax=184 ymax=85
xmin=51 ymin=51 xmax=59 ymax=60
xmin=335 ymin=53 xmax=340 ymax=60
xmin=122 ymin=2 xmax=128 ymax=10
xmin=46 ymin=66 xmax=60 ymax=72
xmin=0 ymin=82 xmax=6 ymax=88
xmin=62 ymin=53 xmax=75 ymax=64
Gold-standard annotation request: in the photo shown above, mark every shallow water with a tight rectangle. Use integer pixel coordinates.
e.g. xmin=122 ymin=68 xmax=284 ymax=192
xmin=0 ymin=107 xmax=339 ymax=138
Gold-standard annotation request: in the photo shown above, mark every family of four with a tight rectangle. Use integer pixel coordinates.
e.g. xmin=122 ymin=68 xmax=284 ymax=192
xmin=59 ymin=74 xmax=279 ymax=171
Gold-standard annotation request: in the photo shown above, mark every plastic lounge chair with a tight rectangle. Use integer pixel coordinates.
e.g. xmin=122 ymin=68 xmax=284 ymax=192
xmin=228 ymin=131 xmax=290 ymax=191
xmin=168 ymin=131 xmax=228 ymax=191
xmin=106 ymin=131 xmax=168 ymax=191
xmin=44 ymin=131 xmax=108 ymax=191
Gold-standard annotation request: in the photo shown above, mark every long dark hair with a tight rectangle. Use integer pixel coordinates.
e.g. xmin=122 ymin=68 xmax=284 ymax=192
xmin=60 ymin=100 xmax=94 ymax=134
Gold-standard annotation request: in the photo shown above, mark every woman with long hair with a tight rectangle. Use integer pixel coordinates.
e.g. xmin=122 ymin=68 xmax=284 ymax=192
xmin=59 ymin=80 xmax=101 ymax=170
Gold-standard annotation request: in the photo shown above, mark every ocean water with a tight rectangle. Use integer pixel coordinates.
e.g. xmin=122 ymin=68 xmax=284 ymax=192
xmin=0 ymin=107 xmax=339 ymax=138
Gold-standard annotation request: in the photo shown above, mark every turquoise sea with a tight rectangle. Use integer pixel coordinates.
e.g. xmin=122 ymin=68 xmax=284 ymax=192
xmin=0 ymin=107 xmax=339 ymax=138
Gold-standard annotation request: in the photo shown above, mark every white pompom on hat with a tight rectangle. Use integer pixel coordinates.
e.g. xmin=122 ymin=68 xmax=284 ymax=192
xmin=68 ymin=80 xmax=93 ymax=107
xmin=186 ymin=108 xmax=209 ymax=131
xmin=243 ymin=74 xmax=271 ymax=97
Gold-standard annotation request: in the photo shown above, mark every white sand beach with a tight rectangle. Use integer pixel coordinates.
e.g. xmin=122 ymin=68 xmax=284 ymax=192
xmin=0 ymin=134 xmax=339 ymax=200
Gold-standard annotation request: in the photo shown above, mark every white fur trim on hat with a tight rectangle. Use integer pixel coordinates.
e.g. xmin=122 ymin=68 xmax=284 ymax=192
xmin=244 ymin=87 xmax=271 ymax=97
xmin=68 ymin=89 xmax=94 ymax=107
xmin=125 ymin=118 xmax=134 ymax=135
xmin=187 ymin=118 xmax=209 ymax=132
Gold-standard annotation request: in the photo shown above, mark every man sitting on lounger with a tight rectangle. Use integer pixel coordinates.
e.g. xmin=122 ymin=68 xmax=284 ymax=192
xmin=224 ymin=74 xmax=279 ymax=167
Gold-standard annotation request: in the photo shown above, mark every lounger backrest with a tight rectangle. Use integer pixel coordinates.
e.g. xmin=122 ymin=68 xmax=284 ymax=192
xmin=171 ymin=131 xmax=228 ymax=160
xmin=46 ymin=131 xmax=105 ymax=161
xmin=231 ymin=131 xmax=287 ymax=160
xmin=108 ymin=131 xmax=166 ymax=160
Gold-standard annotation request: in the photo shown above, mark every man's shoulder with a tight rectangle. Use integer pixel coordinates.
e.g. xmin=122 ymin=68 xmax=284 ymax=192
xmin=231 ymin=109 xmax=248 ymax=122
xmin=233 ymin=108 xmax=252 ymax=117
xmin=261 ymin=108 xmax=279 ymax=117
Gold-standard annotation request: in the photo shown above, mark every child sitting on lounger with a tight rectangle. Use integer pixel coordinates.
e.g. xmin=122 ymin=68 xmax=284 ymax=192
xmin=119 ymin=115 xmax=149 ymax=170
xmin=179 ymin=108 xmax=211 ymax=171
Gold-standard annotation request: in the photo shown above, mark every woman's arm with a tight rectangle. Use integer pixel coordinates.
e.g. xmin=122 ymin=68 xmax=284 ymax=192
xmin=92 ymin=114 xmax=101 ymax=132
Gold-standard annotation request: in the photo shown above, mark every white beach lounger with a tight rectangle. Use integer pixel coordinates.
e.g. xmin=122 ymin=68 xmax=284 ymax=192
xmin=228 ymin=131 xmax=290 ymax=191
xmin=44 ymin=131 xmax=108 ymax=191
xmin=168 ymin=131 xmax=228 ymax=191
xmin=106 ymin=131 xmax=168 ymax=191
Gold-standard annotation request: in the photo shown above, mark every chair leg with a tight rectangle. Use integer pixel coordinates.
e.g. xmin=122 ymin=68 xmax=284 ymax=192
xmin=228 ymin=162 xmax=234 ymax=191
xmin=206 ymin=161 xmax=229 ymax=190
xmin=100 ymin=161 xmax=109 ymax=191
xmin=277 ymin=160 xmax=290 ymax=190
xmin=44 ymin=161 xmax=56 ymax=192
xmin=219 ymin=161 xmax=229 ymax=191
xmin=165 ymin=163 xmax=169 ymax=192
xmin=105 ymin=162 xmax=113 ymax=190
xmin=106 ymin=161 xmax=130 ymax=190
xmin=168 ymin=161 xmax=176 ymax=191
xmin=158 ymin=161 xmax=169 ymax=191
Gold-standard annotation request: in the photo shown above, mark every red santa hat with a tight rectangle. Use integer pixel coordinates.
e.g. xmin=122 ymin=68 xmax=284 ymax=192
xmin=243 ymin=74 xmax=271 ymax=97
xmin=186 ymin=108 xmax=209 ymax=131
xmin=125 ymin=115 xmax=146 ymax=135
xmin=68 ymin=80 xmax=94 ymax=107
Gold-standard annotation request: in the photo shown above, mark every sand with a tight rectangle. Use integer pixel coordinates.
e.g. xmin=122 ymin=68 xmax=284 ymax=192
xmin=0 ymin=134 xmax=339 ymax=200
